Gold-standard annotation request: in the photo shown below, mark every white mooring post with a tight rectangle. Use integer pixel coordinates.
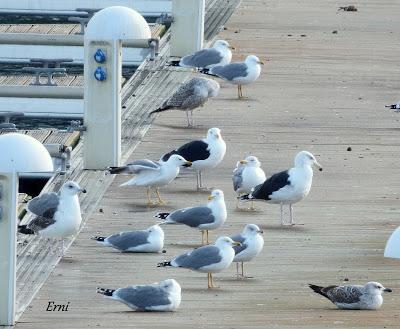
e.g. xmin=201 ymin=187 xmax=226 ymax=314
xmin=0 ymin=133 xmax=53 ymax=326
xmin=0 ymin=172 xmax=18 ymax=326
xmin=83 ymin=6 xmax=151 ymax=170
xmin=170 ymin=0 xmax=205 ymax=57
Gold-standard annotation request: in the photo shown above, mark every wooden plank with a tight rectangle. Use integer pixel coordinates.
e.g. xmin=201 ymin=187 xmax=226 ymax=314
xmin=44 ymin=131 xmax=80 ymax=148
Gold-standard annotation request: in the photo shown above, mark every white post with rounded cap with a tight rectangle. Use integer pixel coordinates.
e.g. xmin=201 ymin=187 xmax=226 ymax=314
xmin=170 ymin=0 xmax=205 ymax=57
xmin=83 ymin=6 xmax=151 ymax=169
xmin=0 ymin=133 xmax=53 ymax=325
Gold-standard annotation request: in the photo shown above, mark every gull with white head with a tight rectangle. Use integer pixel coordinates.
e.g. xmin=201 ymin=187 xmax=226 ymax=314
xmin=155 ymin=189 xmax=227 ymax=245
xmin=18 ymin=180 xmax=86 ymax=255
xmin=158 ymin=236 xmax=241 ymax=289
xmin=91 ymin=224 xmax=164 ymax=253
xmin=240 ymin=151 xmax=322 ymax=225
xmin=230 ymin=224 xmax=264 ymax=278
xmin=208 ymin=55 xmax=264 ymax=99
xmin=97 ymin=279 xmax=181 ymax=312
xmin=176 ymin=39 xmax=234 ymax=70
xmin=161 ymin=128 xmax=226 ymax=190
xmin=233 ymin=155 xmax=266 ymax=210
xmin=109 ymin=155 xmax=192 ymax=206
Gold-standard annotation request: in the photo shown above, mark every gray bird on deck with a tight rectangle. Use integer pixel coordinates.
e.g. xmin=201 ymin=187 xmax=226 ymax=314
xmin=309 ymin=282 xmax=392 ymax=310
xmin=149 ymin=77 xmax=220 ymax=127
xmin=97 ymin=279 xmax=181 ymax=311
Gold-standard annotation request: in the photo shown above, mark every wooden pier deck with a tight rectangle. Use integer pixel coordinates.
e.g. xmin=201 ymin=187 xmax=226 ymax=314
xmin=15 ymin=0 xmax=400 ymax=328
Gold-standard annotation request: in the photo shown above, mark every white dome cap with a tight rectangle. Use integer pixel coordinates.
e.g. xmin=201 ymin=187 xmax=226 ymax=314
xmin=0 ymin=133 xmax=53 ymax=173
xmin=384 ymin=226 xmax=400 ymax=259
xmin=85 ymin=6 xmax=151 ymax=40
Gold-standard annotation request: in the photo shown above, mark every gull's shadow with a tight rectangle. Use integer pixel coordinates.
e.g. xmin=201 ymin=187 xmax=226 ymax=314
xmin=258 ymin=224 xmax=311 ymax=233
xmin=167 ymin=243 xmax=202 ymax=249
xmin=183 ymin=286 xmax=232 ymax=293
xmin=167 ymin=189 xmax=210 ymax=195
xmin=152 ymin=122 xmax=207 ymax=130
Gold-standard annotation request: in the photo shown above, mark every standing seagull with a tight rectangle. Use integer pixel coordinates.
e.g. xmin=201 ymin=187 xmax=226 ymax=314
xmin=149 ymin=77 xmax=220 ymax=127
xmin=309 ymin=282 xmax=392 ymax=310
xmin=97 ymin=279 xmax=181 ymax=312
xmin=155 ymin=189 xmax=227 ymax=245
xmin=172 ymin=40 xmax=234 ymax=69
xmin=161 ymin=128 xmax=226 ymax=190
xmin=91 ymin=224 xmax=164 ymax=253
xmin=230 ymin=224 xmax=264 ymax=278
xmin=385 ymin=101 xmax=400 ymax=112
xmin=158 ymin=236 xmax=240 ymax=289
xmin=233 ymin=155 xmax=266 ymax=210
xmin=240 ymin=151 xmax=322 ymax=225
xmin=18 ymin=181 xmax=86 ymax=254
xmin=109 ymin=155 xmax=192 ymax=206
xmin=208 ymin=55 xmax=264 ymax=99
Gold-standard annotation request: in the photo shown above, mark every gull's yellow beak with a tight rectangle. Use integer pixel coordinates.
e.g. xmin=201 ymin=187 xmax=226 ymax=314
xmin=258 ymin=230 xmax=264 ymax=234
xmin=182 ymin=161 xmax=192 ymax=168
xmin=233 ymin=241 xmax=242 ymax=246
xmin=208 ymin=195 xmax=215 ymax=201
xmin=258 ymin=60 xmax=265 ymax=65
xmin=314 ymin=161 xmax=323 ymax=172
xmin=239 ymin=160 xmax=248 ymax=164
xmin=229 ymin=45 xmax=236 ymax=50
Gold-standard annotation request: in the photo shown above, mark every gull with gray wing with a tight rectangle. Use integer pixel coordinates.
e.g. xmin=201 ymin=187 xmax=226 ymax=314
xmin=155 ymin=189 xmax=226 ymax=245
xmin=97 ymin=279 xmax=181 ymax=311
xmin=109 ymin=155 xmax=192 ymax=206
xmin=18 ymin=181 xmax=86 ymax=255
xmin=230 ymin=224 xmax=264 ymax=278
xmin=208 ymin=55 xmax=264 ymax=99
xmin=158 ymin=236 xmax=241 ymax=288
xmin=91 ymin=224 xmax=164 ymax=253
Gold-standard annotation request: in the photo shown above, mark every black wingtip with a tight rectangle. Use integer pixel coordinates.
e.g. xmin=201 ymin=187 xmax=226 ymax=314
xmin=108 ymin=166 xmax=127 ymax=174
xmin=239 ymin=194 xmax=251 ymax=201
xmin=309 ymin=284 xmax=323 ymax=294
xmin=157 ymin=261 xmax=171 ymax=267
xmin=385 ymin=104 xmax=396 ymax=109
xmin=167 ymin=60 xmax=181 ymax=67
xmin=154 ymin=213 xmax=170 ymax=220
xmin=96 ymin=287 xmax=115 ymax=296
xmin=91 ymin=236 xmax=106 ymax=242
xmin=18 ymin=225 xmax=35 ymax=235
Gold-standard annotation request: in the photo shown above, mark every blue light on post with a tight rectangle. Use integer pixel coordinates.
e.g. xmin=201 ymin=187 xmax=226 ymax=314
xmin=94 ymin=67 xmax=107 ymax=81
xmin=94 ymin=49 xmax=106 ymax=63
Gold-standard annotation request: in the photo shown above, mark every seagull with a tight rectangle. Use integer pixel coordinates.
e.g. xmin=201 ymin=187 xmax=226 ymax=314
xmin=171 ymin=40 xmax=234 ymax=69
xmin=230 ymin=224 xmax=264 ymax=278
xmin=157 ymin=236 xmax=240 ymax=289
xmin=149 ymin=77 xmax=220 ymax=127
xmin=109 ymin=155 xmax=192 ymax=206
xmin=240 ymin=151 xmax=322 ymax=225
xmin=385 ymin=101 xmax=400 ymax=112
xmin=208 ymin=55 xmax=264 ymax=99
xmin=18 ymin=181 xmax=86 ymax=254
xmin=155 ymin=189 xmax=227 ymax=245
xmin=309 ymin=282 xmax=392 ymax=310
xmin=233 ymin=155 xmax=266 ymax=210
xmin=161 ymin=128 xmax=226 ymax=190
xmin=97 ymin=279 xmax=181 ymax=312
xmin=91 ymin=224 xmax=164 ymax=253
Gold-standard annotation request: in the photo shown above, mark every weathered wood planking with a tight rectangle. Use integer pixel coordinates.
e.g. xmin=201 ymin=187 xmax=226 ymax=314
xmin=12 ymin=0 xmax=246 ymax=323
xmin=14 ymin=0 xmax=400 ymax=328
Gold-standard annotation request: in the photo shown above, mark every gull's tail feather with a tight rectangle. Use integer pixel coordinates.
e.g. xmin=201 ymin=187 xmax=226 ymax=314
xmin=167 ymin=60 xmax=181 ymax=67
xmin=157 ymin=261 xmax=171 ymax=267
xmin=239 ymin=194 xmax=252 ymax=201
xmin=199 ymin=68 xmax=217 ymax=77
xmin=91 ymin=236 xmax=106 ymax=242
xmin=108 ymin=166 xmax=129 ymax=174
xmin=154 ymin=213 xmax=170 ymax=220
xmin=97 ymin=287 xmax=115 ymax=297
xmin=308 ymin=284 xmax=328 ymax=298
xmin=385 ymin=104 xmax=397 ymax=109
xmin=149 ymin=106 xmax=174 ymax=116
xmin=18 ymin=225 xmax=35 ymax=235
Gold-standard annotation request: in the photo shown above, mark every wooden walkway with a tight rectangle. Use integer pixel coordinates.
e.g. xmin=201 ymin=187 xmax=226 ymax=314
xmin=15 ymin=0 xmax=400 ymax=328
